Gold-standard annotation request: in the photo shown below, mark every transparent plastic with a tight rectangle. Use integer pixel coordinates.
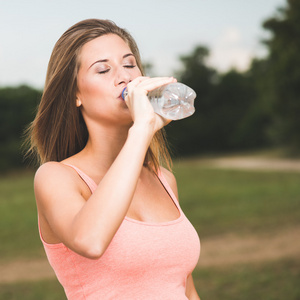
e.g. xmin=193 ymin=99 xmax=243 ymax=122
xmin=122 ymin=82 xmax=196 ymax=120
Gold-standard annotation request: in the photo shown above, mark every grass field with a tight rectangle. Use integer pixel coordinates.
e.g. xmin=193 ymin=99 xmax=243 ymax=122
xmin=0 ymin=158 xmax=299 ymax=299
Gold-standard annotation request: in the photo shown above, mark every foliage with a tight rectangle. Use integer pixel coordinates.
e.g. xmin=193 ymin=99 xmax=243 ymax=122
xmin=166 ymin=0 xmax=300 ymax=157
xmin=0 ymin=85 xmax=41 ymax=171
xmin=167 ymin=50 xmax=271 ymax=156
xmin=1 ymin=0 xmax=300 ymax=168
xmin=166 ymin=46 xmax=218 ymax=155
xmin=262 ymin=0 xmax=300 ymax=150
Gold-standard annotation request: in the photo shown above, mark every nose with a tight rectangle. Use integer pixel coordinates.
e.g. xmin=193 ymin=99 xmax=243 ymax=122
xmin=114 ymin=66 xmax=131 ymax=87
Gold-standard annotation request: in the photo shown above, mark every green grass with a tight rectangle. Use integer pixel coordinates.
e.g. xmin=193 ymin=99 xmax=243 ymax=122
xmin=0 ymin=162 xmax=300 ymax=299
xmin=193 ymin=258 xmax=300 ymax=300
xmin=2 ymin=166 xmax=299 ymax=261
xmin=175 ymin=165 xmax=300 ymax=238
xmin=0 ymin=171 xmax=45 ymax=261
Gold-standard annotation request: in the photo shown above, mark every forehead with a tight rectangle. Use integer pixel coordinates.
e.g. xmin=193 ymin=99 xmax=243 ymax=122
xmin=79 ymin=34 xmax=132 ymax=65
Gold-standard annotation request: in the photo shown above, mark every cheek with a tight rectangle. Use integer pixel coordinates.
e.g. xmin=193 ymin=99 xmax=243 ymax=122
xmin=134 ymin=68 xmax=143 ymax=77
xmin=78 ymin=74 xmax=106 ymax=103
xmin=78 ymin=80 xmax=110 ymax=118
xmin=78 ymin=76 xmax=101 ymax=100
xmin=80 ymin=97 xmax=111 ymax=124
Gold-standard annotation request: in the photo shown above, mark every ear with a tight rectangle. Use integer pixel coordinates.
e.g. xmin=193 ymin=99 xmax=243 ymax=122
xmin=76 ymin=98 xmax=82 ymax=107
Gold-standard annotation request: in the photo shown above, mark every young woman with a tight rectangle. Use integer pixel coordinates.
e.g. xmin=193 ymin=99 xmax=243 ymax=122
xmin=27 ymin=19 xmax=200 ymax=299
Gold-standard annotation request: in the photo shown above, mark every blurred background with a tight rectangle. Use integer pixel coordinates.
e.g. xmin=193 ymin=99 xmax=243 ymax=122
xmin=0 ymin=0 xmax=299 ymax=299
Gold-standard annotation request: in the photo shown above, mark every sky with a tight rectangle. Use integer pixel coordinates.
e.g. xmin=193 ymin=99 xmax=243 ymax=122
xmin=0 ymin=0 xmax=286 ymax=89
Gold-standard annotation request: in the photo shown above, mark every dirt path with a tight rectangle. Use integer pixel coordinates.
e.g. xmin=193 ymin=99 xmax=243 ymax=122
xmin=198 ymin=226 xmax=300 ymax=268
xmin=185 ymin=155 xmax=300 ymax=172
xmin=0 ymin=259 xmax=55 ymax=284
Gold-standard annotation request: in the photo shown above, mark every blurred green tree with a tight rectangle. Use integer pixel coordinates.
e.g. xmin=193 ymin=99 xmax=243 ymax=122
xmin=0 ymin=85 xmax=41 ymax=171
xmin=165 ymin=46 xmax=217 ymax=155
xmin=263 ymin=0 xmax=300 ymax=151
xmin=208 ymin=69 xmax=270 ymax=150
xmin=166 ymin=45 xmax=271 ymax=156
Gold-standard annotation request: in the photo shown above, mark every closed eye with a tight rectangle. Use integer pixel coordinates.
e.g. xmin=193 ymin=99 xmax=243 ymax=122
xmin=97 ymin=65 xmax=136 ymax=74
xmin=124 ymin=65 xmax=136 ymax=69
xmin=98 ymin=69 xmax=110 ymax=74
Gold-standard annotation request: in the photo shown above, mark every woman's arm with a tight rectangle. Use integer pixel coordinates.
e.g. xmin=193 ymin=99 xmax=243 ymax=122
xmin=186 ymin=273 xmax=201 ymax=300
xmin=35 ymin=124 xmax=152 ymax=258
xmin=35 ymin=76 xmax=175 ymax=259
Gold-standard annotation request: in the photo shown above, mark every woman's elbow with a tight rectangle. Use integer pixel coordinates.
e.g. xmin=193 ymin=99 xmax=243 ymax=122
xmin=72 ymin=235 xmax=106 ymax=259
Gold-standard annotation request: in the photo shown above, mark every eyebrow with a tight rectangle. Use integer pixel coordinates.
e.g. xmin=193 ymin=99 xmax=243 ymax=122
xmin=89 ymin=53 xmax=135 ymax=69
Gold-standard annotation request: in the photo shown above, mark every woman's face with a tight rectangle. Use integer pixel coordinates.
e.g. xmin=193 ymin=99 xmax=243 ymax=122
xmin=76 ymin=34 xmax=142 ymax=125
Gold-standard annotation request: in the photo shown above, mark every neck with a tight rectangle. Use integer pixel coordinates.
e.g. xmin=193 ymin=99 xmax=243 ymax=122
xmin=76 ymin=122 xmax=134 ymax=173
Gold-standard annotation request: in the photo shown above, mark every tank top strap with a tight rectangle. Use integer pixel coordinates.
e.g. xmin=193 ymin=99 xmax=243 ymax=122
xmin=63 ymin=164 xmax=98 ymax=193
xmin=62 ymin=164 xmax=177 ymax=204
xmin=157 ymin=168 xmax=179 ymax=205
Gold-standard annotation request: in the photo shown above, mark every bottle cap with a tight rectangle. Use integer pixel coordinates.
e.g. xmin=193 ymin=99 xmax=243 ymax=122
xmin=121 ymin=87 xmax=128 ymax=100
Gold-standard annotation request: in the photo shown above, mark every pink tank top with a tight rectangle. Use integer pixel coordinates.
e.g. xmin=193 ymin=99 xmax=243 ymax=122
xmin=39 ymin=165 xmax=200 ymax=300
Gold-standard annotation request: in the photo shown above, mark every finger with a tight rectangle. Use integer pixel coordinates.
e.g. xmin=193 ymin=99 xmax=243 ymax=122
xmin=123 ymin=76 xmax=150 ymax=101
xmin=126 ymin=76 xmax=150 ymax=90
xmin=124 ymin=76 xmax=177 ymax=105
xmin=137 ymin=77 xmax=177 ymax=93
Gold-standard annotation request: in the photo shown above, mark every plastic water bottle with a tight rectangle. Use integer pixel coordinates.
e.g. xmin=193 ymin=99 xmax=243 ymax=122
xmin=121 ymin=82 xmax=196 ymax=120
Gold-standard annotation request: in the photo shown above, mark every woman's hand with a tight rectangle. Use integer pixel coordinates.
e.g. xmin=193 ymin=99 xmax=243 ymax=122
xmin=123 ymin=76 xmax=177 ymax=133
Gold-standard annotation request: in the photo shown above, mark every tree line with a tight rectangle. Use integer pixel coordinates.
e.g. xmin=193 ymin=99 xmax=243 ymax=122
xmin=166 ymin=0 xmax=300 ymax=156
xmin=0 ymin=0 xmax=299 ymax=171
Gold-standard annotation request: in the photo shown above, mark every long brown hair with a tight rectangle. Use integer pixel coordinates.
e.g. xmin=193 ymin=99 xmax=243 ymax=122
xmin=26 ymin=19 xmax=172 ymax=171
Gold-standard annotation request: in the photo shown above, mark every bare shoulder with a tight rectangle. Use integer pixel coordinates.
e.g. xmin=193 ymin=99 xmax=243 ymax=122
xmin=35 ymin=161 xmax=64 ymax=179
xmin=160 ymin=166 xmax=179 ymax=198
xmin=34 ymin=161 xmax=82 ymax=204
xmin=34 ymin=162 xmax=90 ymax=246
xmin=35 ymin=161 xmax=77 ymax=188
